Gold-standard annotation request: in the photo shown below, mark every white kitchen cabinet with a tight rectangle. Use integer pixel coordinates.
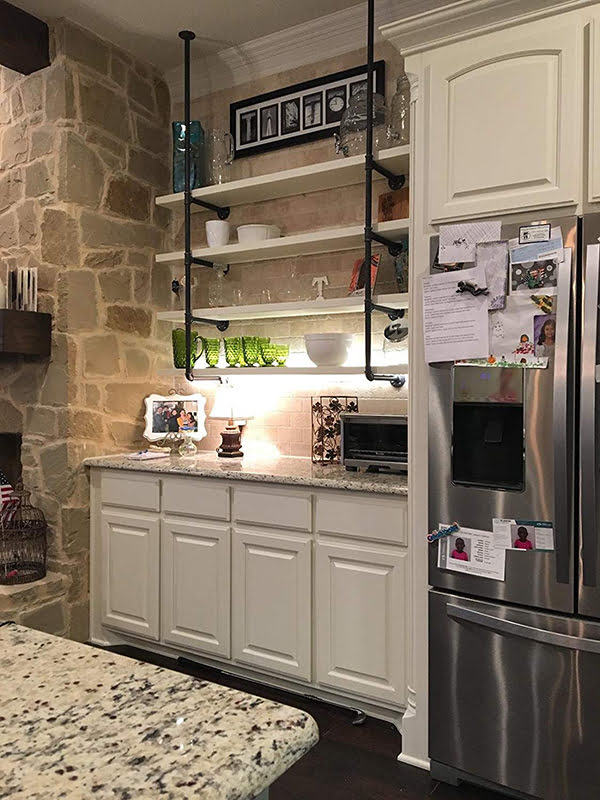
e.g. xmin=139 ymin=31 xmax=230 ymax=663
xmin=232 ymin=527 xmax=312 ymax=680
xmin=589 ymin=10 xmax=600 ymax=205
xmin=426 ymin=12 xmax=583 ymax=222
xmin=101 ymin=508 xmax=160 ymax=640
xmin=161 ymin=517 xmax=231 ymax=657
xmin=315 ymin=539 xmax=407 ymax=705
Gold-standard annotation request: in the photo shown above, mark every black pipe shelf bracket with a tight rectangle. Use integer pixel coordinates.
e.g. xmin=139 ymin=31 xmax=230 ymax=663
xmin=366 ymin=154 xmax=406 ymax=191
xmin=367 ymin=300 xmax=405 ymax=321
xmin=363 ymin=0 xmax=406 ymax=390
xmin=191 ymin=196 xmax=231 ymax=219
xmin=179 ymin=30 xmax=230 ymax=380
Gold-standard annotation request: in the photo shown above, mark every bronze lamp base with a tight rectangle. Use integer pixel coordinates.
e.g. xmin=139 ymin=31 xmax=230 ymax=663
xmin=216 ymin=419 xmax=244 ymax=458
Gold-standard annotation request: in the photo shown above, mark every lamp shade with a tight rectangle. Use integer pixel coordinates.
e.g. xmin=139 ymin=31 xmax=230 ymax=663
xmin=209 ymin=383 xmax=254 ymax=422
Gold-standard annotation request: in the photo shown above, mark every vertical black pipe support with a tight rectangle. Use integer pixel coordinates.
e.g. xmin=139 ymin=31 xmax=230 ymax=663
xmin=180 ymin=30 xmax=196 ymax=382
xmin=364 ymin=0 xmax=375 ymax=382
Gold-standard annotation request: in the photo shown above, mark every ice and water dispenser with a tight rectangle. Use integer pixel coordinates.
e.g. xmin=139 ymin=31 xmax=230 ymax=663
xmin=452 ymin=366 xmax=524 ymax=491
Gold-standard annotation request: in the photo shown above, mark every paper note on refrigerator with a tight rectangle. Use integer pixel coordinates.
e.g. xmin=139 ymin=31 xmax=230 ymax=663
xmin=439 ymin=220 xmax=502 ymax=264
xmin=492 ymin=519 xmax=555 ymax=551
xmin=422 ymin=267 xmax=490 ymax=363
xmin=437 ymin=524 xmax=506 ymax=581
xmin=509 ymin=227 xmax=564 ymax=264
xmin=476 ymin=240 xmax=508 ymax=310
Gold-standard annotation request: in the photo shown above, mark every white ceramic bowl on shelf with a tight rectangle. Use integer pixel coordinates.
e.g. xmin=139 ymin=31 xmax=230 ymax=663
xmin=304 ymin=333 xmax=353 ymax=367
xmin=237 ymin=224 xmax=281 ymax=244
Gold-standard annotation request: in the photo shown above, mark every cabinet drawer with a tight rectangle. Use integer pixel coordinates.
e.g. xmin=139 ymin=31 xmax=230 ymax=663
xmin=101 ymin=472 xmax=159 ymax=512
xmin=162 ymin=476 xmax=230 ymax=520
xmin=233 ymin=485 xmax=312 ymax=531
xmin=316 ymin=493 xmax=407 ymax=545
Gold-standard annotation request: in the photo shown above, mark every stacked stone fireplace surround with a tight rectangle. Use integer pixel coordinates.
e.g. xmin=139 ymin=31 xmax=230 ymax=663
xmin=0 ymin=20 xmax=173 ymax=638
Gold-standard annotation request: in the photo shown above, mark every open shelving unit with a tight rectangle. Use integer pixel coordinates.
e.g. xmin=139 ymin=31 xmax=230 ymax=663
xmin=163 ymin=9 xmax=409 ymax=386
xmin=155 ymin=145 xmax=409 ymax=211
xmin=156 ymin=219 xmax=408 ymax=266
xmin=156 ymin=292 xmax=408 ymax=324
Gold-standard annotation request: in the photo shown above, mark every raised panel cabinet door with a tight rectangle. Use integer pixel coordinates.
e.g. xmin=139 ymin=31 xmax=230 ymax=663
xmin=101 ymin=509 xmax=160 ymax=640
xmin=232 ymin=527 xmax=311 ymax=680
xmin=427 ymin=13 xmax=583 ymax=222
xmin=316 ymin=540 xmax=407 ymax=705
xmin=161 ymin=518 xmax=231 ymax=657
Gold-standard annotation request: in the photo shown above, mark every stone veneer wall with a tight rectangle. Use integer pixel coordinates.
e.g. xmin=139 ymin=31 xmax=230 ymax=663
xmin=0 ymin=20 xmax=172 ymax=638
xmin=168 ymin=42 xmax=409 ymax=456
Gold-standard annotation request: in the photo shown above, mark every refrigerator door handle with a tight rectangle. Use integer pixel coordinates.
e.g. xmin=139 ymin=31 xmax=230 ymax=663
xmin=447 ymin=603 xmax=600 ymax=654
xmin=581 ymin=244 xmax=600 ymax=587
xmin=553 ymin=247 xmax=572 ymax=584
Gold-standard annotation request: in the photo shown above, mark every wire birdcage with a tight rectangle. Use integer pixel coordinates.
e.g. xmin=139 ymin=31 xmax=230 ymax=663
xmin=0 ymin=481 xmax=47 ymax=585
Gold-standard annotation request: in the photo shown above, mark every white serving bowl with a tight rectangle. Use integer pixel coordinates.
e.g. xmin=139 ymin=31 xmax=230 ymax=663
xmin=237 ymin=224 xmax=281 ymax=244
xmin=304 ymin=333 xmax=353 ymax=367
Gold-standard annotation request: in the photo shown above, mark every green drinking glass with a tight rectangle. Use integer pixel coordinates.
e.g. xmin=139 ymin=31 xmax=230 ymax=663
xmin=202 ymin=337 xmax=221 ymax=367
xmin=260 ymin=342 xmax=278 ymax=366
xmin=256 ymin=336 xmax=271 ymax=366
xmin=224 ymin=337 xmax=243 ymax=367
xmin=172 ymin=328 xmax=202 ymax=369
xmin=242 ymin=336 xmax=260 ymax=366
xmin=274 ymin=344 xmax=289 ymax=366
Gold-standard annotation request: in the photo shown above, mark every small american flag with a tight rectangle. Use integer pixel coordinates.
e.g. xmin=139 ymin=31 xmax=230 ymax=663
xmin=0 ymin=471 xmax=18 ymax=527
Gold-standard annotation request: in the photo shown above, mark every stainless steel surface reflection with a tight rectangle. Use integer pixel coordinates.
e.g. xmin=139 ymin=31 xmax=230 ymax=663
xmin=428 ymin=361 xmax=573 ymax=611
xmin=430 ymin=591 xmax=600 ymax=800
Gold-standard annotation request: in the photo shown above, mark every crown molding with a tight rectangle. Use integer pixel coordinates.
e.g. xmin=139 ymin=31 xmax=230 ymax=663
xmin=380 ymin=0 xmax=599 ymax=56
xmin=165 ymin=1 xmax=429 ymax=105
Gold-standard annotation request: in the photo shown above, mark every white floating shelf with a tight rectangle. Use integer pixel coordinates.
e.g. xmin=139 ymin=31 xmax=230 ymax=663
xmin=158 ymin=365 xmax=408 ymax=380
xmin=156 ymin=292 xmax=409 ymax=323
xmin=155 ymin=219 xmax=409 ymax=266
xmin=156 ymin=145 xmax=409 ymax=211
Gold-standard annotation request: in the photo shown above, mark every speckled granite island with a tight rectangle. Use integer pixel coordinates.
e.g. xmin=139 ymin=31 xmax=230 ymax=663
xmin=0 ymin=623 xmax=318 ymax=800
xmin=86 ymin=452 xmax=410 ymax=736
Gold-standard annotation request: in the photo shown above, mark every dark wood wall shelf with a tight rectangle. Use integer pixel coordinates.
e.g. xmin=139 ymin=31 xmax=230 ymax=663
xmin=0 ymin=310 xmax=51 ymax=357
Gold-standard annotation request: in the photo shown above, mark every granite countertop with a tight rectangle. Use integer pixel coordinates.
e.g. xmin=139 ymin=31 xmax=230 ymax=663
xmin=84 ymin=452 xmax=408 ymax=496
xmin=0 ymin=623 xmax=318 ymax=800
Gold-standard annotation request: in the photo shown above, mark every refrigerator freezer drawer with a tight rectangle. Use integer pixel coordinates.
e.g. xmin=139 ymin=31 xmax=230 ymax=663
xmin=430 ymin=590 xmax=600 ymax=800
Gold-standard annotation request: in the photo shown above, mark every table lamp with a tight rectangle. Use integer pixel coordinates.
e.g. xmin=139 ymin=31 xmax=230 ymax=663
xmin=209 ymin=383 xmax=254 ymax=458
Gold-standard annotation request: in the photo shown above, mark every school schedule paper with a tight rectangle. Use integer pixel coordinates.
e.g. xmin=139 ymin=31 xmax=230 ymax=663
xmin=422 ymin=267 xmax=490 ymax=363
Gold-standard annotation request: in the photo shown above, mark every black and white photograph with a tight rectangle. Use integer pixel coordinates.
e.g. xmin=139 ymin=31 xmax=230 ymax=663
xmin=239 ymin=109 xmax=258 ymax=145
xmin=281 ymin=98 xmax=300 ymax=134
xmin=350 ymin=79 xmax=367 ymax=96
xmin=325 ymin=85 xmax=347 ymax=124
xmin=230 ymin=60 xmax=385 ymax=158
xmin=303 ymin=92 xmax=322 ymax=128
xmin=260 ymin=104 xmax=279 ymax=139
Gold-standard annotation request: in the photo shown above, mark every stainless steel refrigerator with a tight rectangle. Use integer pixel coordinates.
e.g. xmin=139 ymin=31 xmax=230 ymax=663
xmin=428 ymin=214 xmax=600 ymax=800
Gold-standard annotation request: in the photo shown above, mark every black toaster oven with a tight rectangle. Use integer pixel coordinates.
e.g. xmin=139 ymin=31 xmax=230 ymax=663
xmin=340 ymin=413 xmax=408 ymax=473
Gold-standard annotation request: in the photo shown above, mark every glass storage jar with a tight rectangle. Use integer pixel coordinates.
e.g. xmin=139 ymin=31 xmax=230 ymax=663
xmin=334 ymin=87 xmax=387 ymax=157
xmin=387 ymin=74 xmax=411 ymax=145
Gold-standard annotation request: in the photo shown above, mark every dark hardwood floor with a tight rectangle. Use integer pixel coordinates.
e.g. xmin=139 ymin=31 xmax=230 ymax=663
xmin=106 ymin=645 xmax=506 ymax=800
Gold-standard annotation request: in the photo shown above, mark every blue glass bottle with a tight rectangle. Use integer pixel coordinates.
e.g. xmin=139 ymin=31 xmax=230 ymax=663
xmin=172 ymin=121 xmax=205 ymax=192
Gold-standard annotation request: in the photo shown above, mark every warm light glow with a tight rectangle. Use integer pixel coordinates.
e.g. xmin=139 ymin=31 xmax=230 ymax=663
xmin=241 ymin=440 xmax=281 ymax=460
xmin=209 ymin=382 xmax=255 ymax=421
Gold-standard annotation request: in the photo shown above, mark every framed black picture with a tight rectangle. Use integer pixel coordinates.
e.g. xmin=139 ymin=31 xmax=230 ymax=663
xmin=230 ymin=60 xmax=385 ymax=159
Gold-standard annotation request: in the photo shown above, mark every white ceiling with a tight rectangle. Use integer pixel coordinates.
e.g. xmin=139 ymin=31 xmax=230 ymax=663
xmin=10 ymin=0 xmax=370 ymax=72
